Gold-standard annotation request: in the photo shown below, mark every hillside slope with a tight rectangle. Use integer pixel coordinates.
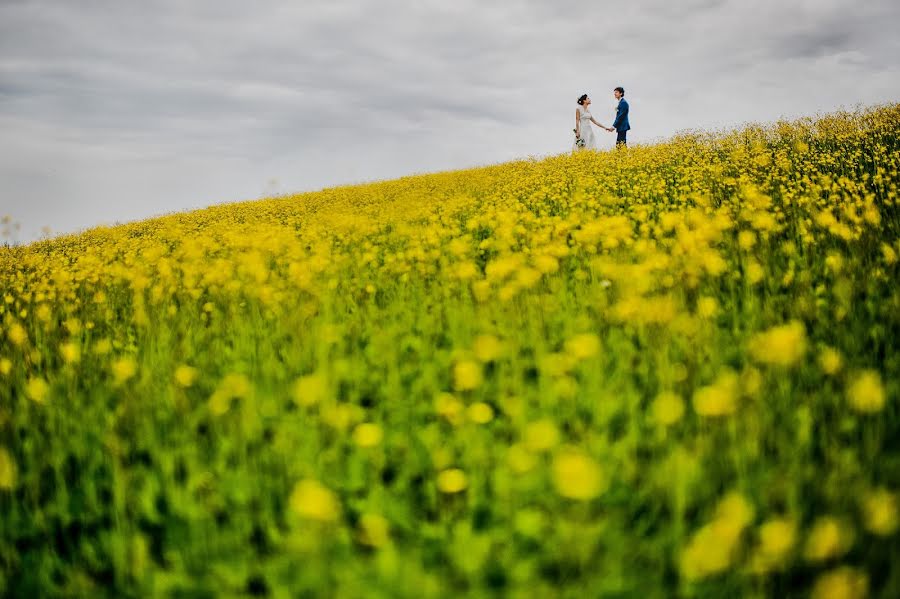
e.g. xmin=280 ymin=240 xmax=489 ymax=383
xmin=1 ymin=104 xmax=899 ymax=597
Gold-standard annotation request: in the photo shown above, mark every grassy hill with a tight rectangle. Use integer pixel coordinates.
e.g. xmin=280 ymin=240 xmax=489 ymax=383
xmin=1 ymin=104 xmax=899 ymax=597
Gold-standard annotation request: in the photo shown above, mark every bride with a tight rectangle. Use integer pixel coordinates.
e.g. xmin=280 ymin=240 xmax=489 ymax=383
xmin=574 ymin=93 xmax=613 ymax=151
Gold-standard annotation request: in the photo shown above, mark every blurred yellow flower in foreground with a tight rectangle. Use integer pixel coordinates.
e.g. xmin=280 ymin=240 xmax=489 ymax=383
xmin=811 ymin=567 xmax=868 ymax=599
xmin=748 ymin=321 xmax=807 ymax=367
xmin=174 ymin=365 xmax=199 ymax=388
xmin=59 ymin=342 xmax=80 ymax=365
xmin=467 ymin=402 xmax=494 ymax=424
xmin=861 ymin=488 xmax=898 ymax=536
xmin=472 ymin=334 xmax=504 ymax=362
xmin=437 ymin=468 xmax=468 ymax=494
xmin=111 ymin=357 xmax=138 ymax=385
xmin=749 ymin=517 xmax=796 ymax=573
xmin=651 ymin=391 xmax=685 ymax=426
xmin=292 ymin=373 xmax=328 ymax=407
xmin=208 ymin=373 xmax=252 ymax=415
xmin=0 ymin=447 xmax=16 ymax=489
xmin=93 ymin=339 xmax=112 ymax=356
xmin=25 ymin=377 xmax=50 ymax=403
xmin=692 ymin=371 xmax=739 ymax=417
xmin=434 ymin=392 xmax=465 ymax=425
xmin=552 ymin=450 xmax=606 ymax=500
xmin=524 ymin=419 xmax=560 ymax=452
xmin=352 ymin=422 xmax=384 ymax=448
xmin=680 ymin=492 xmax=754 ymax=580
xmin=289 ymin=479 xmax=340 ymax=522
xmin=507 ymin=443 xmax=537 ymax=474
xmin=6 ymin=323 xmax=27 ymax=347
xmin=357 ymin=513 xmax=390 ymax=548
xmin=453 ymin=360 xmax=483 ymax=391
xmin=804 ymin=517 xmax=853 ymax=562
xmin=846 ymin=370 xmax=885 ymax=413
xmin=696 ymin=296 xmax=719 ymax=319
xmin=819 ymin=347 xmax=843 ymax=375
xmin=564 ymin=333 xmax=600 ymax=360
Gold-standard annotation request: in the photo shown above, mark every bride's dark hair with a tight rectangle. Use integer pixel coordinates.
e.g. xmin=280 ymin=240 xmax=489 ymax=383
xmin=577 ymin=94 xmax=588 ymax=105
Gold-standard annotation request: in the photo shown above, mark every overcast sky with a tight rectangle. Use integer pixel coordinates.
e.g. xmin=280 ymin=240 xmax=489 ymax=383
xmin=1 ymin=0 xmax=898 ymax=244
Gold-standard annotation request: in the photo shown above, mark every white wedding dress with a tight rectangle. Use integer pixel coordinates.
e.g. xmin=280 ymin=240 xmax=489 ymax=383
xmin=574 ymin=105 xmax=597 ymax=150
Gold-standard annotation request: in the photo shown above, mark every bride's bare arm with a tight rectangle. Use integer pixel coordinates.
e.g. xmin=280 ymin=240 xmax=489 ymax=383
xmin=575 ymin=109 xmax=581 ymax=137
xmin=590 ymin=116 xmax=611 ymax=130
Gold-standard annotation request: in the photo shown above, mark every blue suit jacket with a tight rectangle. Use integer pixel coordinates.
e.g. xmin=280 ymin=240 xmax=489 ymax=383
xmin=613 ymin=99 xmax=630 ymax=131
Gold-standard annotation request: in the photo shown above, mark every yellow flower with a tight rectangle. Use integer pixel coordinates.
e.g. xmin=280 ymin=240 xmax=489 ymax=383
xmin=59 ymin=342 xmax=81 ymax=364
xmin=25 ymin=376 xmax=50 ymax=403
xmin=748 ymin=321 xmax=807 ymax=367
xmin=437 ymin=468 xmax=468 ymax=494
xmin=321 ymin=403 xmax=357 ymax=431
xmin=93 ymin=338 xmax=112 ymax=355
xmin=750 ymin=518 xmax=796 ymax=572
xmin=292 ymin=373 xmax=328 ymax=407
xmin=467 ymin=402 xmax=494 ymax=424
xmin=533 ymin=254 xmax=559 ymax=274
xmin=745 ymin=260 xmax=765 ymax=285
xmin=860 ymin=488 xmax=898 ymax=536
xmin=507 ymin=443 xmax=537 ymax=473
xmin=0 ymin=447 xmax=16 ymax=489
xmin=824 ymin=251 xmax=845 ymax=273
xmin=819 ymin=347 xmax=843 ymax=375
xmin=524 ymin=419 xmax=560 ymax=452
xmin=208 ymin=373 xmax=252 ymax=415
xmin=64 ymin=317 xmax=82 ymax=335
xmin=434 ymin=392 xmax=465 ymax=425
xmin=804 ymin=517 xmax=852 ymax=562
xmin=680 ymin=492 xmax=754 ymax=580
xmin=552 ymin=450 xmax=606 ymax=500
xmin=472 ymin=334 xmax=504 ymax=362
xmin=564 ymin=333 xmax=600 ymax=360
xmin=811 ymin=567 xmax=868 ymax=599
xmin=846 ymin=370 xmax=885 ymax=413
xmin=453 ymin=360 xmax=483 ymax=391
xmin=174 ymin=365 xmax=199 ymax=388
xmin=692 ymin=370 xmax=739 ymax=417
xmin=651 ymin=391 xmax=685 ymax=426
xmin=7 ymin=323 xmax=27 ymax=346
xmin=696 ymin=296 xmax=719 ymax=319
xmin=513 ymin=508 xmax=546 ymax=538
xmin=357 ymin=513 xmax=390 ymax=548
xmin=715 ymin=492 xmax=755 ymax=531
xmin=352 ymin=422 xmax=384 ymax=448
xmin=0 ymin=358 xmax=11 ymax=376
xmin=289 ymin=479 xmax=340 ymax=522
xmin=35 ymin=304 xmax=52 ymax=322
xmin=740 ymin=366 xmax=763 ymax=397
xmin=455 ymin=261 xmax=479 ymax=280
xmin=111 ymin=357 xmax=138 ymax=385
xmin=680 ymin=522 xmax=733 ymax=580
xmin=738 ymin=230 xmax=757 ymax=250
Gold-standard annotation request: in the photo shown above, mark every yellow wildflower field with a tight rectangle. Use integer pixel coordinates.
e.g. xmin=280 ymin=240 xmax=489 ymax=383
xmin=1 ymin=104 xmax=898 ymax=597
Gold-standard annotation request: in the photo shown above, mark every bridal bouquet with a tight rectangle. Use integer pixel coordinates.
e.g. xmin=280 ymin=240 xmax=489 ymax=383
xmin=573 ymin=129 xmax=585 ymax=148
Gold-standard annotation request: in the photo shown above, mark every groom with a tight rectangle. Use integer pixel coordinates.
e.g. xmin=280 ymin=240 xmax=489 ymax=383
xmin=611 ymin=86 xmax=630 ymax=146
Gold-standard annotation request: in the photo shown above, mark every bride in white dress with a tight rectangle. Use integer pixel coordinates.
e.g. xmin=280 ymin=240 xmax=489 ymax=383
xmin=574 ymin=93 xmax=613 ymax=151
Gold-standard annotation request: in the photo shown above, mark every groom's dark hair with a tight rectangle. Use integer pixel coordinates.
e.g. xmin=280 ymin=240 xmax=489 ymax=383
xmin=577 ymin=94 xmax=588 ymax=105
xmin=614 ymin=87 xmax=625 ymax=95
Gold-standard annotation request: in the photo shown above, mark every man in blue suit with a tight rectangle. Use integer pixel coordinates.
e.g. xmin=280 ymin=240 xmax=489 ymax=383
xmin=611 ymin=86 xmax=630 ymax=146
